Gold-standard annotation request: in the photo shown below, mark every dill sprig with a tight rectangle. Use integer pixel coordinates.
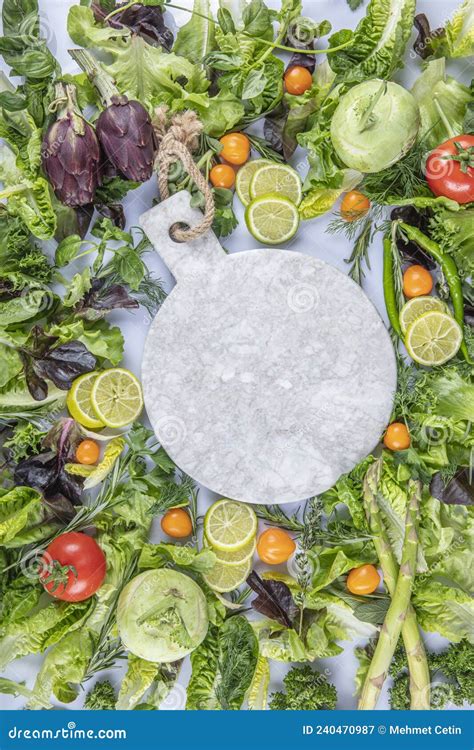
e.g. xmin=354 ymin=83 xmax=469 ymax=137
xmin=362 ymin=141 xmax=429 ymax=204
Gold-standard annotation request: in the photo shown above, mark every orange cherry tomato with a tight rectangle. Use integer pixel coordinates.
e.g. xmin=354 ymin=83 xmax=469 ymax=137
xmin=161 ymin=508 xmax=193 ymax=538
xmin=257 ymin=528 xmax=296 ymax=565
xmin=340 ymin=191 xmax=371 ymax=221
xmin=383 ymin=422 xmax=411 ymax=451
xmin=210 ymin=163 xmax=236 ymax=189
xmin=347 ymin=564 xmax=381 ymax=595
xmin=284 ymin=65 xmax=313 ymax=96
xmin=75 ymin=439 xmax=100 ymax=465
xmin=403 ymin=265 xmax=433 ymax=298
xmin=219 ymin=132 xmax=251 ymax=166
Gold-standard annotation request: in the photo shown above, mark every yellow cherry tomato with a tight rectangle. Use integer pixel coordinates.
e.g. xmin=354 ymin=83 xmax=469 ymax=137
xmin=219 ymin=132 xmax=251 ymax=166
xmin=403 ymin=265 xmax=433 ymax=298
xmin=257 ymin=528 xmax=296 ymax=565
xmin=75 ymin=439 xmax=100 ymax=465
xmin=210 ymin=163 xmax=236 ymax=189
xmin=383 ymin=422 xmax=411 ymax=451
xmin=340 ymin=191 xmax=371 ymax=221
xmin=347 ymin=564 xmax=381 ymax=595
xmin=284 ymin=65 xmax=313 ymax=96
xmin=161 ymin=508 xmax=193 ymax=538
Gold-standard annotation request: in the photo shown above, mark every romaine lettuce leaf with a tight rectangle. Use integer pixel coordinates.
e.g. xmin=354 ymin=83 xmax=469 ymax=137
xmin=116 ymin=654 xmax=159 ymax=710
xmin=0 ymin=486 xmax=43 ymax=546
xmin=138 ymin=543 xmax=216 ymax=574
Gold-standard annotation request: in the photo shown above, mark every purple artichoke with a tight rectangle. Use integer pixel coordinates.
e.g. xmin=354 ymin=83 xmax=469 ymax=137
xmin=96 ymin=95 xmax=155 ymax=183
xmin=41 ymin=84 xmax=101 ymax=207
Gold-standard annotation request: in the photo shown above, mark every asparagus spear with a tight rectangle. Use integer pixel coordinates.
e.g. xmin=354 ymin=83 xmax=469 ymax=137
xmin=363 ymin=460 xmax=430 ymax=709
xmin=358 ymin=476 xmax=421 ymax=710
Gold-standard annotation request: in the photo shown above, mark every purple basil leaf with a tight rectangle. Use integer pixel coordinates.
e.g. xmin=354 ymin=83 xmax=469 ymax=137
xmin=413 ymin=14 xmax=446 ymax=60
xmin=14 ymin=451 xmax=59 ymax=492
xmin=95 ymin=203 xmax=126 ymax=229
xmin=247 ymin=571 xmax=298 ymax=628
xmin=43 ymin=495 xmax=78 ymax=523
xmin=34 ymin=341 xmax=96 ymax=390
xmin=20 ymin=352 xmax=49 ymax=401
xmin=430 ymin=470 xmax=473 ymax=506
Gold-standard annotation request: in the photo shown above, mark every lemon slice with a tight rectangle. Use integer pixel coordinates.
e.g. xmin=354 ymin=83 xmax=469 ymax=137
xmin=235 ymin=159 xmax=271 ymax=206
xmin=250 ymin=163 xmax=302 ymax=206
xmin=204 ymin=499 xmax=257 ymax=552
xmin=405 ymin=311 xmax=463 ymax=366
xmin=245 ymin=193 xmax=300 ymax=245
xmin=203 ymin=557 xmax=252 ymax=593
xmin=91 ymin=368 xmax=143 ymax=428
xmin=67 ymin=372 xmax=104 ymax=429
xmin=204 ymin=535 xmax=256 ymax=566
xmin=399 ymin=296 xmax=446 ymax=334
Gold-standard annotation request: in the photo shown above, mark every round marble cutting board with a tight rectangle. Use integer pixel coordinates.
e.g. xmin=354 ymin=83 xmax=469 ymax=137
xmin=140 ymin=191 xmax=397 ymax=505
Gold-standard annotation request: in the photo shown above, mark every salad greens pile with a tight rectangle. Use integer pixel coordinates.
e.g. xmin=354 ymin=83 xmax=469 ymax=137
xmin=0 ymin=0 xmax=473 ymax=713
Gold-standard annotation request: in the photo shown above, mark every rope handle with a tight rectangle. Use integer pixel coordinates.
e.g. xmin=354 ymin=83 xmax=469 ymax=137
xmin=153 ymin=106 xmax=215 ymax=243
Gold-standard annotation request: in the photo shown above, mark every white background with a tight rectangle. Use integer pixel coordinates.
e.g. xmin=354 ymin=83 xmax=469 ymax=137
xmin=0 ymin=0 xmax=471 ymax=711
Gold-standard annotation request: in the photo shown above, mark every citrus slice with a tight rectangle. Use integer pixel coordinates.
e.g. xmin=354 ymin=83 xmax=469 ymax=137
xmin=249 ymin=163 xmax=302 ymax=206
xmin=245 ymin=193 xmax=300 ymax=245
xmin=405 ymin=311 xmax=463 ymax=366
xmin=235 ymin=159 xmax=271 ymax=206
xmin=66 ymin=372 xmax=104 ymax=429
xmin=399 ymin=296 xmax=446 ymax=334
xmin=91 ymin=368 xmax=143 ymax=428
xmin=204 ymin=499 xmax=257 ymax=552
xmin=204 ymin=535 xmax=256 ymax=566
xmin=203 ymin=557 xmax=252 ymax=593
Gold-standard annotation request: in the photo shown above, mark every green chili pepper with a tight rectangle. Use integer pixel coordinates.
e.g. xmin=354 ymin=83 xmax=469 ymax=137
xmin=383 ymin=237 xmax=402 ymax=337
xmin=399 ymin=222 xmax=470 ymax=362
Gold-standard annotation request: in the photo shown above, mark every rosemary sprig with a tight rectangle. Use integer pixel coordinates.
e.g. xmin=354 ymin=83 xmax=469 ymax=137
xmin=148 ymin=472 xmax=198 ymax=518
xmin=247 ymin=134 xmax=285 ymax=163
xmin=254 ymin=504 xmax=305 ymax=533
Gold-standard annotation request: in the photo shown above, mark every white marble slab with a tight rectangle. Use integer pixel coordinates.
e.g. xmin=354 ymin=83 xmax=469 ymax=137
xmin=140 ymin=191 xmax=397 ymax=504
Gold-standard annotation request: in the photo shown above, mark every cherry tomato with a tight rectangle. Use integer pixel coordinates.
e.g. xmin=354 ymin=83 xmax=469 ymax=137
xmin=426 ymin=135 xmax=474 ymax=204
xmin=347 ymin=564 xmax=380 ymax=595
xmin=340 ymin=191 xmax=371 ymax=222
xmin=210 ymin=163 xmax=236 ymax=189
xmin=161 ymin=508 xmax=193 ymax=538
xmin=40 ymin=532 xmax=106 ymax=602
xmin=219 ymin=132 xmax=250 ymax=166
xmin=403 ymin=265 xmax=433 ymax=298
xmin=384 ymin=422 xmax=411 ymax=451
xmin=75 ymin=439 xmax=100 ymax=465
xmin=284 ymin=65 xmax=313 ymax=96
xmin=257 ymin=528 xmax=296 ymax=565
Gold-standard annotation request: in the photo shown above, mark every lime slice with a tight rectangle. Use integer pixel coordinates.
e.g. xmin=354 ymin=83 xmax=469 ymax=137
xmin=203 ymin=557 xmax=252 ymax=593
xmin=204 ymin=499 xmax=257 ymax=552
xmin=204 ymin=535 xmax=256 ymax=566
xmin=245 ymin=193 xmax=300 ymax=245
xmin=399 ymin=296 xmax=446 ymax=334
xmin=235 ymin=159 xmax=271 ymax=207
xmin=250 ymin=163 xmax=302 ymax=206
xmin=405 ymin=311 xmax=463 ymax=366
xmin=91 ymin=368 xmax=143 ymax=428
xmin=67 ymin=372 xmax=104 ymax=429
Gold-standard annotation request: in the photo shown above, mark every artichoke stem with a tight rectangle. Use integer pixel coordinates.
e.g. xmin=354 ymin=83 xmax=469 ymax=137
xmin=69 ymin=48 xmax=118 ymax=107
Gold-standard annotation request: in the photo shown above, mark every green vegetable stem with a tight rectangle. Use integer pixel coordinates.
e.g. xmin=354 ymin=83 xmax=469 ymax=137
xmin=363 ymin=461 xmax=430 ymax=710
xmin=358 ymin=479 xmax=421 ymax=711
xmin=399 ymin=223 xmax=471 ymax=362
xmin=383 ymin=237 xmax=402 ymax=337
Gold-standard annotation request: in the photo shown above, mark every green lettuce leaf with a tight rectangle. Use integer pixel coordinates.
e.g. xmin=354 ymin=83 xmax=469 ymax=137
xmin=308 ymin=542 xmax=378 ymax=591
xmin=436 ymin=0 xmax=474 ymax=59
xmin=329 ymin=0 xmax=416 ymax=81
xmin=186 ymin=625 xmax=220 ymax=710
xmin=138 ymin=543 xmax=216 ymax=574
xmin=247 ymin=655 xmax=270 ymax=710
xmin=0 ymin=486 xmax=43 ymax=546
xmin=27 ymin=630 xmax=94 ymax=708
xmin=46 ymin=318 xmax=124 ymax=365
xmin=411 ymin=58 xmax=471 ymax=149
xmin=116 ymin=654 xmax=159 ymax=710
xmin=429 ymin=208 xmax=474 ymax=279
xmin=0 ymin=290 xmax=51 ymax=326
xmin=173 ymin=0 xmax=216 ymax=64
xmin=413 ymin=581 xmax=473 ymax=643
xmin=0 ymin=344 xmax=22 ymax=388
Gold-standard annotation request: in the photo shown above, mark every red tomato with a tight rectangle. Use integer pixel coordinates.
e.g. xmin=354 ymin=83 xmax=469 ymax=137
xmin=425 ymin=135 xmax=474 ymax=204
xmin=40 ymin=532 xmax=106 ymax=602
xmin=403 ymin=265 xmax=433 ymax=298
xmin=284 ymin=66 xmax=313 ymax=96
